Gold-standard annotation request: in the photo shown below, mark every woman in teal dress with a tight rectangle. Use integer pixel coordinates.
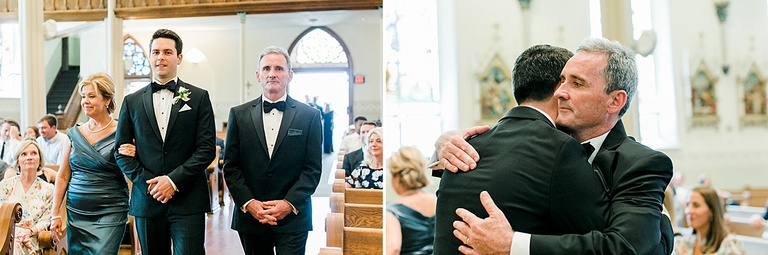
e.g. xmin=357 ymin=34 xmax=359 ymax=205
xmin=50 ymin=73 xmax=132 ymax=254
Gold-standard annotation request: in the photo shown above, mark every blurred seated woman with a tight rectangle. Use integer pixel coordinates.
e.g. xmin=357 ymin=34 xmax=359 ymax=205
xmin=385 ymin=146 xmax=435 ymax=255
xmin=0 ymin=139 xmax=54 ymax=254
xmin=24 ymin=126 xmax=40 ymax=140
xmin=4 ymin=138 xmax=57 ymax=183
xmin=346 ymin=127 xmax=383 ymax=189
xmin=674 ymin=187 xmax=745 ymax=255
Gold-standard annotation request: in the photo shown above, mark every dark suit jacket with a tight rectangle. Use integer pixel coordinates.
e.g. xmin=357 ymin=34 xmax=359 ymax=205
xmin=530 ymin=120 xmax=674 ymax=255
xmin=223 ymin=95 xmax=323 ymax=234
xmin=115 ymin=80 xmax=216 ymax=217
xmin=433 ymin=107 xmax=609 ymax=255
xmin=342 ymin=148 xmax=363 ymax=176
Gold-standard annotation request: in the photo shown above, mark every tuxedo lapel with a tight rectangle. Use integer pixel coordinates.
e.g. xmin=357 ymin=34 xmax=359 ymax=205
xmin=142 ymin=86 xmax=163 ymax=141
xmin=166 ymin=80 xmax=186 ymax=137
xmin=592 ymin=120 xmax=627 ymax=195
xmin=272 ymin=97 xmax=297 ymax=154
xmin=249 ymin=97 xmax=269 ymax=156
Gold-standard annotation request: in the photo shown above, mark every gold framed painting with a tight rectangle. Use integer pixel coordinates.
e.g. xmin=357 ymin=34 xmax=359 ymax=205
xmin=690 ymin=61 xmax=720 ymax=128
xmin=739 ymin=63 xmax=768 ymax=127
xmin=477 ymin=53 xmax=515 ymax=125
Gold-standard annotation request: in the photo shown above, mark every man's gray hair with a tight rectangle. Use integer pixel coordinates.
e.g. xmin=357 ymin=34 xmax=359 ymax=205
xmin=259 ymin=46 xmax=292 ymax=71
xmin=577 ymin=38 xmax=638 ymax=117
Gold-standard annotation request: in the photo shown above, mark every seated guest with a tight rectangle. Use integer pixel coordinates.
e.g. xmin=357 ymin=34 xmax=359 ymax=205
xmin=7 ymin=120 xmax=22 ymax=141
xmin=0 ymin=139 xmax=54 ymax=255
xmin=346 ymin=127 xmax=383 ymax=189
xmin=36 ymin=114 xmax=70 ymax=165
xmin=1 ymin=120 xmax=20 ymax=165
xmin=24 ymin=126 xmax=40 ymax=140
xmin=342 ymin=121 xmax=377 ymax=175
xmin=339 ymin=116 xmax=368 ymax=151
xmin=674 ymin=187 xmax=745 ymax=255
xmin=386 ymin=146 xmax=435 ymax=255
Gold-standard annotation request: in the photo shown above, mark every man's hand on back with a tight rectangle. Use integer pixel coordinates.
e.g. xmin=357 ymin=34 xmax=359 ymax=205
xmin=436 ymin=125 xmax=489 ymax=172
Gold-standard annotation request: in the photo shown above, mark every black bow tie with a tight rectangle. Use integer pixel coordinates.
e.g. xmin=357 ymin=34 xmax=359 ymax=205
xmin=264 ymin=101 xmax=286 ymax=113
xmin=151 ymin=80 xmax=178 ymax=93
xmin=582 ymin=142 xmax=595 ymax=157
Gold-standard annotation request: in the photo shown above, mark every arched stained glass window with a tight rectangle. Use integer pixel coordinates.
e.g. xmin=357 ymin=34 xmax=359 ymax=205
xmin=123 ymin=35 xmax=150 ymax=77
xmin=291 ymin=28 xmax=349 ymax=68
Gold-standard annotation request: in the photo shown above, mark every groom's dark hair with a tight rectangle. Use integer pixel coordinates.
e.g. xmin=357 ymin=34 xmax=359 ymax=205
xmin=150 ymin=29 xmax=183 ymax=55
xmin=513 ymin=44 xmax=573 ymax=104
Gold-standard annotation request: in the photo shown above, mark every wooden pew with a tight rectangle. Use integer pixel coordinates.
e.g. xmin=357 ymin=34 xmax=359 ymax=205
xmin=726 ymin=205 xmax=766 ymax=219
xmin=344 ymin=203 xmax=382 ymax=228
xmin=0 ymin=202 xmax=22 ymax=254
xmin=345 ymin=188 xmax=382 ymax=205
xmin=738 ymin=234 xmax=768 ymax=254
xmin=39 ymin=198 xmax=67 ymax=255
xmin=324 ymin=212 xmax=383 ymax=255
xmin=727 ymin=217 xmax=765 ymax=237
xmin=335 ymin=169 xmax=345 ymax=180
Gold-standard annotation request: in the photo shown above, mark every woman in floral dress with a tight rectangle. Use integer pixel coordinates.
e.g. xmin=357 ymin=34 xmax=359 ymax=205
xmin=0 ymin=139 xmax=54 ymax=255
xmin=346 ymin=127 xmax=384 ymax=189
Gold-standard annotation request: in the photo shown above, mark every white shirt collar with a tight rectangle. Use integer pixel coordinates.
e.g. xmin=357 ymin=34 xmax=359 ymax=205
xmin=520 ymin=105 xmax=555 ymax=127
xmin=583 ymin=131 xmax=610 ymax=164
xmin=152 ymin=77 xmax=178 ymax=86
xmin=262 ymin=94 xmax=287 ymax=103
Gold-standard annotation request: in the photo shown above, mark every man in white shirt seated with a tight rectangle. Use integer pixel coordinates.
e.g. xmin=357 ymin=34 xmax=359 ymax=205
xmin=339 ymin=116 xmax=368 ymax=152
xmin=0 ymin=120 xmax=19 ymax=165
xmin=36 ymin=114 xmax=70 ymax=165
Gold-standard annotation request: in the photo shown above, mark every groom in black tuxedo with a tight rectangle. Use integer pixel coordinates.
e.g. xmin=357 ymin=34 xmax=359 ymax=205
xmin=223 ymin=46 xmax=322 ymax=254
xmin=115 ymin=29 xmax=216 ymax=255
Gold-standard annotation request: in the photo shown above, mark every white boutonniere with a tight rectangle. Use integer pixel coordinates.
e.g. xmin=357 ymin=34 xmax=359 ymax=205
xmin=173 ymin=86 xmax=191 ymax=104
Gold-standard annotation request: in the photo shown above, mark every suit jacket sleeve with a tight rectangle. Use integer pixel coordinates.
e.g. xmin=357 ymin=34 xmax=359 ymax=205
xmin=530 ymin=151 xmax=673 ymax=255
xmin=166 ymin=90 xmax=216 ymax=191
xmin=114 ymin=98 xmax=157 ymax=193
xmin=284 ymin=109 xmax=323 ymax=207
xmin=222 ymin=107 xmax=253 ymax=207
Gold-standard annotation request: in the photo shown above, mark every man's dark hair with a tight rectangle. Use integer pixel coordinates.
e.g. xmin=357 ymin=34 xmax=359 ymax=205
xmin=150 ymin=29 xmax=183 ymax=55
xmin=5 ymin=119 xmax=19 ymax=130
xmin=38 ymin=114 xmax=57 ymax=128
xmin=512 ymin=44 xmax=573 ymax=103
xmin=354 ymin=116 xmax=368 ymax=122
xmin=361 ymin=121 xmax=377 ymax=128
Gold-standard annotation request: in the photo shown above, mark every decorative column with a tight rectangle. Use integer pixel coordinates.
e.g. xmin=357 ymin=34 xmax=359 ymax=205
xmin=19 ymin=0 xmax=46 ymax=126
xmin=518 ymin=0 xmax=532 ymax=47
xmin=107 ymin=0 xmax=125 ymax=116
xmin=599 ymin=0 xmax=637 ymax=135
xmin=714 ymin=0 xmax=730 ymax=74
xmin=238 ymin=12 xmax=247 ymax=104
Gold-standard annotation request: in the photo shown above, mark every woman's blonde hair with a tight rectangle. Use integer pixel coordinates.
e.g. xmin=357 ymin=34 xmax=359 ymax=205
xmin=13 ymin=138 xmax=44 ymax=171
xmin=361 ymin=127 xmax=383 ymax=167
xmin=387 ymin=146 xmax=428 ymax=190
xmin=691 ymin=187 xmax=729 ymax=253
xmin=79 ymin=72 xmax=117 ymax=114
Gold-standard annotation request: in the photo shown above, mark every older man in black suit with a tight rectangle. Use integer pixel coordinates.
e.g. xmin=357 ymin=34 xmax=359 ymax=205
xmin=223 ymin=46 xmax=322 ymax=255
xmin=433 ymin=45 xmax=610 ymax=254
xmin=115 ymin=29 xmax=216 ymax=255
xmin=438 ymin=38 xmax=674 ymax=255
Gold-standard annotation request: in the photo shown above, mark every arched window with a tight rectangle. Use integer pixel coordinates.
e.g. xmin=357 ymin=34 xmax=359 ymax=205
xmin=122 ymin=34 xmax=151 ymax=95
xmin=123 ymin=35 xmax=150 ymax=77
xmin=291 ymin=28 xmax=349 ymax=69
xmin=0 ymin=24 xmax=20 ymax=98
xmin=288 ymin=27 xmax=353 ymax=149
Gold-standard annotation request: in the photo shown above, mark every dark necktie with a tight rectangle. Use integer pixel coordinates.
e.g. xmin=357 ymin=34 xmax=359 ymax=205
xmin=151 ymin=80 xmax=178 ymax=93
xmin=263 ymin=101 xmax=286 ymax=113
xmin=0 ymin=141 xmax=4 ymax=159
xmin=582 ymin=142 xmax=595 ymax=157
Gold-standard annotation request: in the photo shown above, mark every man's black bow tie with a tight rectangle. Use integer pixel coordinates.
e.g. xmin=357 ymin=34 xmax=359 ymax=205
xmin=582 ymin=142 xmax=595 ymax=156
xmin=264 ymin=101 xmax=286 ymax=113
xmin=151 ymin=80 xmax=177 ymax=93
